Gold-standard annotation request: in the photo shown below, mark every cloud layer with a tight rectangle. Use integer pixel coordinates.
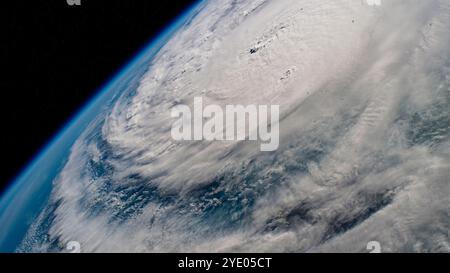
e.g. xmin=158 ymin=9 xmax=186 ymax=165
xmin=19 ymin=0 xmax=450 ymax=253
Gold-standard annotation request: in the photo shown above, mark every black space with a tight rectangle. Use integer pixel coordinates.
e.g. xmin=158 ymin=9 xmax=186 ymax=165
xmin=1 ymin=0 xmax=198 ymax=194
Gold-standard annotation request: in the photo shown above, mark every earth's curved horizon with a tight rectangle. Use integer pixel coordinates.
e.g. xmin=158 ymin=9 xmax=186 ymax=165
xmin=1 ymin=0 xmax=449 ymax=253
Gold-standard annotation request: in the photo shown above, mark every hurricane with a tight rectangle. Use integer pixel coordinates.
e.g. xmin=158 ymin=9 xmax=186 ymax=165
xmin=3 ymin=0 xmax=449 ymax=253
